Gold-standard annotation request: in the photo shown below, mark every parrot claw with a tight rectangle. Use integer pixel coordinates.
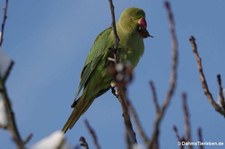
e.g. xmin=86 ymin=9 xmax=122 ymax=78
xmin=108 ymin=57 xmax=116 ymax=62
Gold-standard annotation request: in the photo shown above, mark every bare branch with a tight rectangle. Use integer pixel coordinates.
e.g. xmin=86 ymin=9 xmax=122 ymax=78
xmin=79 ymin=136 xmax=89 ymax=149
xmin=117 ymin=87 xmax=137 ymax=145
xmin=148 ymin=1 xmax=178 ymax=148
xmin=127 ymin=100 xmax=149 ymax=145
xmin=182 ymin=93 xmax=192 ymax=149
xmin=108 ymin=0 xmax=137 ymax=145
xmin=173 ymin=125 xmax=184 ymax=149
xmin=149 ymin=81 xmax=160 ymax=113
xmin=0 ymin=0 xmax=9 ymax=47
xmin=173 ymin=125 xmax=181 ymax=142
xmin=108 ymin=0 xmax=120 ymax=55
xmin=24 ymin=133 xmax=33 ymax=145
xmin=217 ymin=74 xmax=225 ymax=109
xmin=198 ymin=128 xmax=204 ymax=149
xmin=84 ymin=119 xmax=101 ymax=149
xmin=189 ymin=36 xmax=225 ymax=117
xmin=0 ymin=83 xmax=25 ymax=148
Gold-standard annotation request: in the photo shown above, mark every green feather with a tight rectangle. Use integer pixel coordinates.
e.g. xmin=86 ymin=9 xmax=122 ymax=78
xmin=62 ymin=7 xmax=150 ymax=133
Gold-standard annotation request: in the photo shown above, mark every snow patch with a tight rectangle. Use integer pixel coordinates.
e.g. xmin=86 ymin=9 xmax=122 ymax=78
xmin=0 ymin=32 xmax=13 ymax=79
xmin=31 ymin=131 xmax=70 ymax=149
xmin=0 ymin=98 xmax=8 ymax=126
xmin=132 ymin=144 xmax=144 ymax=149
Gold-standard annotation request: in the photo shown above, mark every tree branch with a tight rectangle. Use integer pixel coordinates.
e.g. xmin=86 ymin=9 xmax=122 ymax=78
xmin=117 ymin=86 xmax=137 ymax=145
xmin=79 ymin=136 xmax=89 ymax=149
xmin=182 ymin=93 xmax=192 ymax=149
xmin=189 ymin=36 xmax=225 ymax=117
xmin=148 ymin=1 xmax=178 ymax=148
xmin=84 ymin=119 xmax=101 ymax=149
xmin=0 ymin=82 xmax=25 ymax=148
xmin=149 ymin=81 xmax=160 ymax=114
xmin=198 ymin=128 xmax=204 ymax=149
xmin=108 ymin=0 xmax=137 ymax=146
xmin=217 ymin=74 xmax=225 ymax=109
xmin=108 ymin=0 xmax=120 ymax=56
xmin=0 ymin=0 xmax=9 ymax=47
xmin=0 ymin=1 xmax=32 ymax=148
xmin=127 ymin=99 xmax=149 ymax=145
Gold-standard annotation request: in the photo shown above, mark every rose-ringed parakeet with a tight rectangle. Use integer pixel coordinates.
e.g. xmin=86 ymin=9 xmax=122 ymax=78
xmin=62 ymin=7 xmax=151 ymax=133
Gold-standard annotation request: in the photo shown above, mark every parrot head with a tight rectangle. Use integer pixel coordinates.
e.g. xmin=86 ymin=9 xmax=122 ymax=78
xmin=119 ymin=7 xmax=153 ymax=38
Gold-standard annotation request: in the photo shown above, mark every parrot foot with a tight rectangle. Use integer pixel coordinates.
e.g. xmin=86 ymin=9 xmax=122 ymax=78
xmin=108 ymin=57 xmax=116 ymax=62
xmin=108 ymin=47 xmax=119 ymax=63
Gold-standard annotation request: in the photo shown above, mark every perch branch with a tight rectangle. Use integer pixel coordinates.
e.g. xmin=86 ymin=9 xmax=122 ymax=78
xmin=108 ymin=0 xmax=120 ymax=53
xmin=108 ymin=0 xmax=137 ymax=145
xmin=117 ymin=87 xmax=137 ymax=145
xmin=189 ymin=36 xmax=225 ymax=117
xmin=148 ymin=1 xmax=178 ymax=148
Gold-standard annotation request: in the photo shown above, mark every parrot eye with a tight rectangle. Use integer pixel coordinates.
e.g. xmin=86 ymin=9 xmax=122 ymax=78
xmin=129 ymin=17 xmax=133 ymax=21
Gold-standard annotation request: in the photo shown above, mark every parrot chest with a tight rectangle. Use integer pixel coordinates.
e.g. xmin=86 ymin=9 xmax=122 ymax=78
xmin=119 ymin=36 xmax=144 ymax=67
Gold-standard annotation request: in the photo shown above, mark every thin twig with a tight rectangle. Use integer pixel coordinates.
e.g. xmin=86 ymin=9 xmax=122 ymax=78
xmin=217 ymin=74 xmax=225 ymax=109
xmin=0 ymin=1 xmax=32 ymax=148
xmin=0 ymin=83 xmax=24 ymax=148
xmin=149 ymin=81 xmax=160 ymax=113
xmin=173 ymin=125 xmax=181 ymax=142
xmin=84 ymin=119 xmax=101 ymax=149
xmin=2 ymin=61 xmax=14 ymax=83
xmin=182 ymin=93 xmax=192 ymax=149
xmin=173 ymin=125 xmax=184 ymax=149
xmin=24 ymin=133 xmax=33 ymax=145
xmin=189 ymin=36 xmax=225 ymax=117
xmin=148 ymin=1 xmax=178 ymax=148
xmin=79 ymin=136 xmax=89 ymax=149
xmin=0 ymin=0 xmax=9 ymax=47
xmin=127 ymin=99 xmax=149 ymax=145
xmin=198 ymin=128 xmax=204 ymax=149
xmin=108 ymin=0 xmax=120 ymax=57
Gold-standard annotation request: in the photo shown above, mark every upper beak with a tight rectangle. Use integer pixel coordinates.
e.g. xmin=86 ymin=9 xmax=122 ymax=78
xmin=138 ymin=18 xmax=147 ymax=29
xmin=138 ymin=18 xmax=153 ymax=38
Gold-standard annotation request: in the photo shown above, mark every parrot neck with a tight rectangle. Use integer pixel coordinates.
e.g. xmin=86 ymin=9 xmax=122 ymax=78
xmin=116 ymin=22 xmax=140 ymax=40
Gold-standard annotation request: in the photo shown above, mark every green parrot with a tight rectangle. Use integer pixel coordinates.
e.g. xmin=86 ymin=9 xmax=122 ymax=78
xmin=62 ymin=7 xmax=151 ymax=133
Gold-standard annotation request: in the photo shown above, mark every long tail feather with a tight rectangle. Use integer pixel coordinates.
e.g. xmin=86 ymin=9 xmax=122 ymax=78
xmin=62 ymin=95 xmax=94 ymax=133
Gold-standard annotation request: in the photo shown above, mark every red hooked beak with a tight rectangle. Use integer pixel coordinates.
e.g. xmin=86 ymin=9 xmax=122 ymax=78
xmin=138 ymin=18 xmax=153 ymax=38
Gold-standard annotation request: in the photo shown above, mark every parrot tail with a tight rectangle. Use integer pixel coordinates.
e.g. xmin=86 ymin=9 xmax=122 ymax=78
xmin=62 ymin=94 xmax=94 ymax=133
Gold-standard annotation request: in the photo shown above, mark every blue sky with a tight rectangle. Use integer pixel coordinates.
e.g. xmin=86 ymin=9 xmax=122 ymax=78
xmin=0 ymin=0 xmax=225 ymax=149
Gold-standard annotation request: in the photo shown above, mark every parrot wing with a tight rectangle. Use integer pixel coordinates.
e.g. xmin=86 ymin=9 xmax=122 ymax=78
xmin=74 ymin=27 xmax=113 ymax=103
